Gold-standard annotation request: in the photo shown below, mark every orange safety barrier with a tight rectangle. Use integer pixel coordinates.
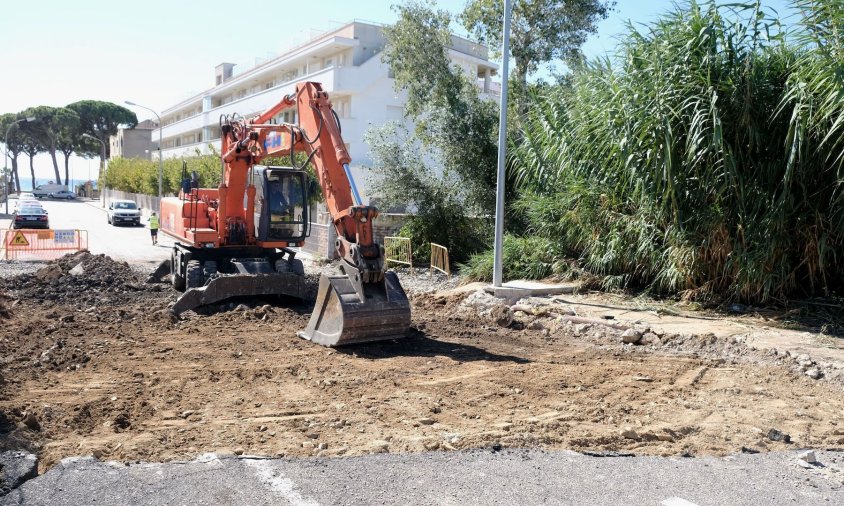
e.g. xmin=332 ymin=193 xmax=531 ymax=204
xmin=430 ymin=242 xmax=451 ymax=277
xmin=2 ymin=229 xmax=89 ymax=260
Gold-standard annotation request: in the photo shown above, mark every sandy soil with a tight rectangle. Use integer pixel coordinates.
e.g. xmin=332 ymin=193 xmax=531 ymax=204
xmin=2 ymin=254 xmax=844 ymax=473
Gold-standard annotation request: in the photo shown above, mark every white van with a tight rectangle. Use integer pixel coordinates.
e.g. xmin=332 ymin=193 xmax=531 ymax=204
xmin=32 ymin=183 xmax=67 ymax=198
xmin=107 ymin=199 xmax=142 ymax=226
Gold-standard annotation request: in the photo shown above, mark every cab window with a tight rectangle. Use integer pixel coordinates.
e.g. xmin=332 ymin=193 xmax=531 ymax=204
xmin=266 ymin=172 xmax=306 ymax=240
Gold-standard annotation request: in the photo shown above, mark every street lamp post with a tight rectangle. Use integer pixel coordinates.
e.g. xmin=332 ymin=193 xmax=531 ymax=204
xmin=83 ymin=133 xmax=107 ymax=203
xmin=492 ymin=0 xmax=513 ymax=287
xmin=4 ymin=116 xmax=36 ymax=214
xmin=124 ymin=101 xmax=163 ymax=197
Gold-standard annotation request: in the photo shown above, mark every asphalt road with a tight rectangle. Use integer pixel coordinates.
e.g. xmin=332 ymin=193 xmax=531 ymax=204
xmin=2 ymin=449 xmax=842 ymax=505
xmin=1 ymin=197 xmax=172 ymax=266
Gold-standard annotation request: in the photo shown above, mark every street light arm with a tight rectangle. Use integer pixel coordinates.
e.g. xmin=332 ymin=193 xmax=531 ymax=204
xmin=124 ymin=101 xmax=162 ymax=123
xmin=125 ymin=100 xmax=163 ymax=197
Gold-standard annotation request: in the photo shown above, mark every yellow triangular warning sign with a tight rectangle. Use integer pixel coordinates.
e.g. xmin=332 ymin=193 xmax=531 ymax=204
xmin=10 ymin=231 xmax=29 ymax=246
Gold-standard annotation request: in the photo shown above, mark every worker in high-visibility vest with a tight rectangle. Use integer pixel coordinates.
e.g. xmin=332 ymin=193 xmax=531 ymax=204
xmin=148 ymin=212 xmax=160 ymax=245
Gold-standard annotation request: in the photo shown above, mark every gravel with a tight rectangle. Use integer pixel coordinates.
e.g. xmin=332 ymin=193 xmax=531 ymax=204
xmin=390 ymin=267 xmax=461 ymax=294
xmin=301 ymin=258 xmax=461 ymax=295
xmin=0 ymin=260 xmax=44 ymax=278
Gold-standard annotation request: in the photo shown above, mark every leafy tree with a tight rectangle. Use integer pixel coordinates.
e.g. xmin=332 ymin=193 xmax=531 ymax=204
xmin=21 ymin=106 xmax=82 ymax=185
xmin=0 ymin=114 xmax=27 ymax=193
xmin=381 ymin=1 xmax=499 ymax=214
xmin=20 ymin=131 xmax=45 ymax=190
xmin=102 ymin=147 xmax=222 ymax=195
xmin=21 ymin=106 xmax=60 ymax=184
xmin=460 ymin=0 xmax=613 ymax=96
xmin=67 ymin=100 xmax=137 ymax=158
xmin=382 ymin=2 xmax=459 ymax=119
xmin=364 ymin=122 xmax=489 ymax=262
xmin=53 ymin=108 xmax=82 ymax=184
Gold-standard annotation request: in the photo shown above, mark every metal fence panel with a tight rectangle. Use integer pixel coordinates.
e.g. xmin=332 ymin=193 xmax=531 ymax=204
xmin=384 ymin=236 xmax=413 ymax=274
xmin=430 ymin=242 xmax=451 ymax=276
xmin=2 ymin=229 xmax=89 ymax=260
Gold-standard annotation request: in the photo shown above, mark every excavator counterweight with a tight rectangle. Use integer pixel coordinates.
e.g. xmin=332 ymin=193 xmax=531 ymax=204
xmin=162 ymin=81 xmax=411 ymax=346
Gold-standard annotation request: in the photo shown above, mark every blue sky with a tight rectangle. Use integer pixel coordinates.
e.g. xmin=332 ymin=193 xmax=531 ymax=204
xmin=1 ymin=0 xmax=796 ymax=180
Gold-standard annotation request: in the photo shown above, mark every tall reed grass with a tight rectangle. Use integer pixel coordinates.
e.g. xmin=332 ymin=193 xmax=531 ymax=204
xmin=509 ymin=0 xmax=844 ymax=303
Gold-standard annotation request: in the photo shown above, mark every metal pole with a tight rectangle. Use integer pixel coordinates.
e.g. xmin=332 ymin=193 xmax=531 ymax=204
xmin=3 ymin=134 xmax=8 ymax=215
xmin=492 ymin=0 xmax=512 ymax=288
xmin=3 ymin=137 xmax=8 ymax=215
xmin=124 ymin=102 xmax=163 ymax=197
xmin=156 ymin=115 xmax=162 ymax=197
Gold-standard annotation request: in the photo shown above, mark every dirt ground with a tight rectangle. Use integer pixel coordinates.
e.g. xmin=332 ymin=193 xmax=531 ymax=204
xmin=2 ymin=252 xmax=844 ymax=473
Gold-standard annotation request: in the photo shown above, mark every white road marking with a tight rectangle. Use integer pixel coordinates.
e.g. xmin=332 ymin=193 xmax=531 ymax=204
xmin=662 ymin=498 xmax=700 ymax=506
xmin=243 ymin=458 xmax=321 ymax=506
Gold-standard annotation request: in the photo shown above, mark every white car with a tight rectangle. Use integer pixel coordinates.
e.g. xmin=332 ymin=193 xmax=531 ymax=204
xmin=13 ymin=198 xmax=41 ymax=213
xmin=107 ymin=199 xmax=141 ymax=226
xmin=49 ymin=190 xmax=76 ymax=199
xmin=18 ymin=192 xmax=36 ymax=200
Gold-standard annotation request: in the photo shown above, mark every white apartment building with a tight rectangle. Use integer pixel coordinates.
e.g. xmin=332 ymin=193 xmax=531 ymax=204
xmin=153 ymin=20 xmax=498 ymax=200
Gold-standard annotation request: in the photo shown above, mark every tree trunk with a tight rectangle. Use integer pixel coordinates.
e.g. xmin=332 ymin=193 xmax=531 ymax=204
xmin=50 ymin=143 xmax=62 ymax=185
xmin=63 ymin=152 xmax=71 ymax=186
xmin=29 ymin=155 xmax=37 ymax=190
xmin=12 ymin=156 xmax=20 ymax=193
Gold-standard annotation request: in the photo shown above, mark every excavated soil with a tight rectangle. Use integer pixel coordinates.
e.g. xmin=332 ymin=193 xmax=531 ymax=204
xmin=2 ymin=253 xmax=844 ymax=472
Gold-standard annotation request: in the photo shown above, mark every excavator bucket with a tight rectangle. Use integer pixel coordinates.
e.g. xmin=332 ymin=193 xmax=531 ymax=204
xmin=171 ymin=272 xmax=305 ymax=316
xmin=298 ymin=271 xmax=411 ymax=347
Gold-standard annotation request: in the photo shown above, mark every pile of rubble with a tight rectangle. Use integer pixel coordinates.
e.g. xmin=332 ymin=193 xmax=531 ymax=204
xmin=460 ymin=289 xmax=623 ymax=335
xmin=0 ymin=251 xmax=159 ymax=307
xmin=458 ymin=288 xmax=844 ymax=385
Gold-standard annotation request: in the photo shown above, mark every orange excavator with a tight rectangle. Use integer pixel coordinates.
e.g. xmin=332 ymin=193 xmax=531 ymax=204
xmin=160 ymin=81 xmax=410 ymax=346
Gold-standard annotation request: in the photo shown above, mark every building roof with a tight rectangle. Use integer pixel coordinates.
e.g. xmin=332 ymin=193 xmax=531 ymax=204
xmin=134 ymin=119 xmax=158 ymax=130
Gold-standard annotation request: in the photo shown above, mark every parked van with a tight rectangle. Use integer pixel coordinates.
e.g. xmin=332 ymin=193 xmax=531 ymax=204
xmin=32 ymin=183 xmax=67 ymax=198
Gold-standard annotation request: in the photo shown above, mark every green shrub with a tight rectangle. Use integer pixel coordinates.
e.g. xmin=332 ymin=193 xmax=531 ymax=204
xmin=460 ymin=234 xmax=558 ymax=282
xmin=102 ymin=146 xmax=221 ymax=195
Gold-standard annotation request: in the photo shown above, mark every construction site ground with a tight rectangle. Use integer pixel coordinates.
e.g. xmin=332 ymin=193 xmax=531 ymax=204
xmin=2 ymin=252 xmax=844 ymax=475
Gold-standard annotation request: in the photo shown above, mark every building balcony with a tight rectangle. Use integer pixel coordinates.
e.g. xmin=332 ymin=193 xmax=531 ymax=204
xmin=159 ymin=139 xmax=221 ymax=159
xmin=154 ymin=66 xmax=341 ymax=142
xmin=158 ymin=114 xmax=205 ymax=139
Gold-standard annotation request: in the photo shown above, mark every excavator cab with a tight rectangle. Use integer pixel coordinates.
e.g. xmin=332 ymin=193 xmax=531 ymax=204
xmin=253 ymin=166 xmax=309 ymax=242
